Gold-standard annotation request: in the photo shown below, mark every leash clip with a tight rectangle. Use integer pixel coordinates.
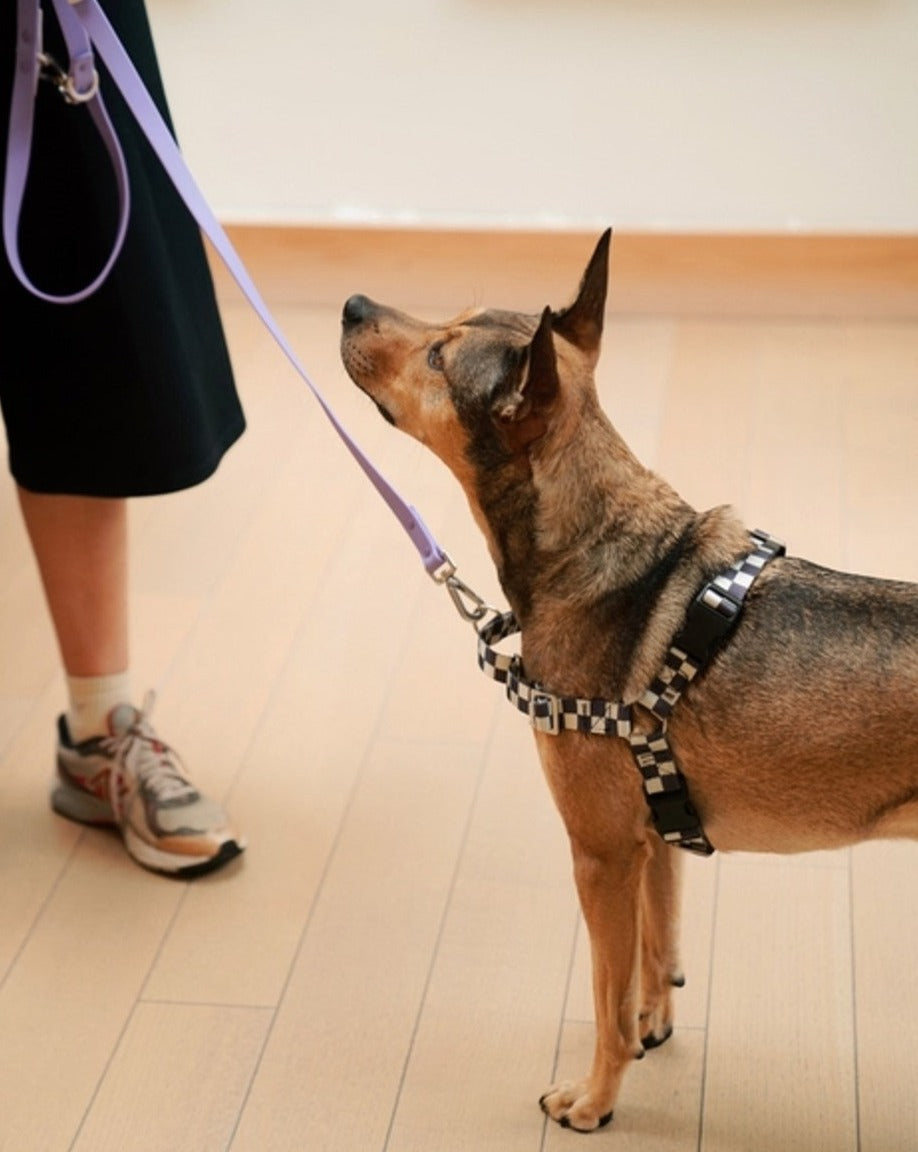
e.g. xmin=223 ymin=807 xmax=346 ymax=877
xmin=446 ymin=572 xmax=497 ymax=624
xmin=38 ymin=51 xmax=99 ymax=104
xmin=432 ymin=554 xmax=498 ymax=625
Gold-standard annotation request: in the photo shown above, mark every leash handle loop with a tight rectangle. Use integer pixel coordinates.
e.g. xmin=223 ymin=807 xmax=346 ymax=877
xmin=4 ymin=0 xmax=130 ymax=304
xmin=4 ymin=0 xmax=452 ymax=578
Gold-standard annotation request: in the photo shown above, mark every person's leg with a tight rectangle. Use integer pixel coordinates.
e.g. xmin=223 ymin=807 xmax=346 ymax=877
xmin=17 ymin=488 xmax=128 ymax=678
xmin=18 ymin=486 xmax=244 ymax=877
xmin=18 ymin=488 xmax=133 ymax=742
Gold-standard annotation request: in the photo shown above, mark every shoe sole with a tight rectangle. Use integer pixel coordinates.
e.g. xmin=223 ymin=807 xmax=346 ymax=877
xmin=123 ymin=826 xmax=246 ymax=879
xmin=52 ymin=777 xmax=245 ymax=879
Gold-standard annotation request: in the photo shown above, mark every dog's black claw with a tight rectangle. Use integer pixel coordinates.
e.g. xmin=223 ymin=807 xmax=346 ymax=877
xmin=558 ymin=1111 xmax=614 ymax=1132
xmin=641 ymin=1024 xmax=674 ymax=1051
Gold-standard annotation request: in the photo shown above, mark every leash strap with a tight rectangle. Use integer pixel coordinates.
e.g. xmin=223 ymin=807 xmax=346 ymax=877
xmin=476 ymin=531 xmax=785 ymax=855
xmin=4 ymin=0 xmax=130 ymax=303
xmin=4 ymin=0 xmax=451 ymax=579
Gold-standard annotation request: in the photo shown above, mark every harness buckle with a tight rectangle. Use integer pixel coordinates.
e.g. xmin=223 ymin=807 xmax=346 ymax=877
xmin=674 ymin=583 xmax=741 ymax=664
xmin=646 ymin=780 xmax=705 ymax=844
xmin=530 ymin=691 xmax=560 ymax=734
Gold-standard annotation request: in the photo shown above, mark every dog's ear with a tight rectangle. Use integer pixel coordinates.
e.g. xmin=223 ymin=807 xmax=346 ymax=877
xmin=552 ymin=228 xmax=610 ymax=354
xmin=490 ymin=305 xmax=559 ymax=450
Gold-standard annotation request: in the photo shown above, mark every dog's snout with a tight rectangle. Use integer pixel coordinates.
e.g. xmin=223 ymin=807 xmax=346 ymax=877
xmin=342 ymin=294 xmax=375 ymax=329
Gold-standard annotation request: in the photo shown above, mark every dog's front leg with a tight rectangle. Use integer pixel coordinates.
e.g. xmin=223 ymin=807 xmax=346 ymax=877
xmin=540 ymin=839 xmax=649 ymax=1132
xmin=640 ymin=835 xmax=683 ymax=1049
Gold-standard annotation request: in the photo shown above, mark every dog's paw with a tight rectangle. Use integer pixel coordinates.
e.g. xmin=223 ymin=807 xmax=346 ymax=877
xmin=539 ymin=1081 xmax=614 ymax=1133
xmin=641 ymin=1021 xmax=674 ymax=1051
xmin=639 ymin=988 xmax=676 ymax=1052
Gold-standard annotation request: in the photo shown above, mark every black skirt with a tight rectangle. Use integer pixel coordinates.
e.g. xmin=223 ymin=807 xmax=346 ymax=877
xmin=0 ymin=0 xmax=245 ymax=496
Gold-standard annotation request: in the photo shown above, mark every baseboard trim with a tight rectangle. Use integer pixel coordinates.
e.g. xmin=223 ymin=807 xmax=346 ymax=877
xmin=209 ymin=226 xmax=918 ymax=319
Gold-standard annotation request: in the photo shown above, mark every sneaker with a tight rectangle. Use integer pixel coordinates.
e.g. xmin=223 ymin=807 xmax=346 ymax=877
xmin=52 ymin=691 xmax=245 ymax=878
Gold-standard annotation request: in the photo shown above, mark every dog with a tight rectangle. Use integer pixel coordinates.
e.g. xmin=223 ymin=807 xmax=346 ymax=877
xmin=340 ymin=230 xmax=918 ymax=1132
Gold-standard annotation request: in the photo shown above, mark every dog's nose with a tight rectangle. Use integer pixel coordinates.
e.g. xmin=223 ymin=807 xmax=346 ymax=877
xmin=342 ymin=294 xmax=375 ymax=329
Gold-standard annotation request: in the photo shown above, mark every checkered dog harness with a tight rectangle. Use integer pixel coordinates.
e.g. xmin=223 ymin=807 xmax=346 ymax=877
xmin=476 ymin=531 xmax=785 ymax=855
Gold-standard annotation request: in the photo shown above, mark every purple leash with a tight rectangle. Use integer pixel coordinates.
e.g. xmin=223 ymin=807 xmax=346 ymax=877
xmin=4 ymin=0 xmax=456 ymax=584
xmin=4 ymin=0 xmax=130 ymax=304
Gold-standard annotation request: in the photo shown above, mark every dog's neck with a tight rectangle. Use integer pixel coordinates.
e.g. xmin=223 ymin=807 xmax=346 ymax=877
xmin=473 ymin=405 xmax=746 ymax=699
xmin=482 ymin=407 xmax=688 ymax=607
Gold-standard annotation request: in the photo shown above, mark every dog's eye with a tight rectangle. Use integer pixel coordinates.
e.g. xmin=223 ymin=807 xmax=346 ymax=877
xmin=427 ymin=342 xmax=445 ymax=372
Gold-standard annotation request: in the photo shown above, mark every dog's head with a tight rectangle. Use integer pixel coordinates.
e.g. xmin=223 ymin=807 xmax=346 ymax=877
xmin=341 ymin=231 xmax=613 ymax=587
xmin=340 ymin=231 xmax=610 ymax=483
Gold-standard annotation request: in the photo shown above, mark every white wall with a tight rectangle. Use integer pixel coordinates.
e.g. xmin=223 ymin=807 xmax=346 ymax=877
xmin=147 ymin=0 xmax=918 ymax=233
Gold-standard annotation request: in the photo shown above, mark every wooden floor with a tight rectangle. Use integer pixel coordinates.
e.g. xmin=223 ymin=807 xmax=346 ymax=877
xmin=1 ymin=246 xmax=916 ymax=1151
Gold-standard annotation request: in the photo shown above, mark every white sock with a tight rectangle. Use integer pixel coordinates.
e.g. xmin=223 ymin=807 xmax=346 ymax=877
xmin=66 ymin=672 xmax=133 ymax=743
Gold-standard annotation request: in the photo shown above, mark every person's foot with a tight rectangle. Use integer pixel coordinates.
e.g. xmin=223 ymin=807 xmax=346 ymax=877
xmin=52 ymin=692 xmax=245 ymax=878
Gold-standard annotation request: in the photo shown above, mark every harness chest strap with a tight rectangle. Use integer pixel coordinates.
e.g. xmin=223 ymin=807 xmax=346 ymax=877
xmin=476 ymin=531 xmax=786 ymax=856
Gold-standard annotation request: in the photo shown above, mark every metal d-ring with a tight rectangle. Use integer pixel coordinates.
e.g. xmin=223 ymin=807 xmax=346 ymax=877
xmin=63 ymin=67 xmax=99 ymax=104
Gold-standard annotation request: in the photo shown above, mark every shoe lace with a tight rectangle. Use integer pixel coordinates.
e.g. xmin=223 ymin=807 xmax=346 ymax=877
xmin=106 ymin=691 xmax=196 ymax=821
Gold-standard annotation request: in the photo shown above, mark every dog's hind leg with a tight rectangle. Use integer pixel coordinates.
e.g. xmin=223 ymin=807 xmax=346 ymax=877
xmin=639 ymin=836 xmax=684 ymax=1050
xmin=540 ymin=838 xmax=649 ymax=1132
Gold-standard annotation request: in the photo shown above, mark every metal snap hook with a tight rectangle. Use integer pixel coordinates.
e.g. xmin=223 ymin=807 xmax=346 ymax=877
xmin=38 ymin=52 xmax=68 ymax=88
xmin=38 ymin=52 xmax=99 ymax=104
xmin=430 ymin=551 xmax=498 ymax=624
xmin=445 ymin=572 xmax=496 ymax=624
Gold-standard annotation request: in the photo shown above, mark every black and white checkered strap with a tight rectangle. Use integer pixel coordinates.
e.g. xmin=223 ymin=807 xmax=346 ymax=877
xmin=475 ymin=530 xmax=785 ymax=857
xmin=477 ymin=611 xmax=632 ymax=737
xmin=629 ymin=530 xmax=784 ymax=854
xmin=638 ymin=529 xmax=786 ymax=722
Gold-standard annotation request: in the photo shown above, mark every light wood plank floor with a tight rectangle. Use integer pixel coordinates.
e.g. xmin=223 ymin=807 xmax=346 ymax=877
xmin=1 ymin=251 xmax=916 ymax=1152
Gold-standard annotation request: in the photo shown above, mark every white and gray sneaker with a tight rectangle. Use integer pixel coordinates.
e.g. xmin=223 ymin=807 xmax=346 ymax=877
xmin=52 ymin=692 xmax=245 ymax=878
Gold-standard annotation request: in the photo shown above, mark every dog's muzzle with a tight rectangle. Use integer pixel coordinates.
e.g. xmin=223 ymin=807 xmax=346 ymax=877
xmin=341 ymin=297 xmax=397 ymax=426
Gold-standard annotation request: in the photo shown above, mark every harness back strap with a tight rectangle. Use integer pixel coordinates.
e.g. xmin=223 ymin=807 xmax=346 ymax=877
xmin=630 ymin=530 xmax=785 ymax=854
xmin=476 ymin=531 xmax=785 ymax=855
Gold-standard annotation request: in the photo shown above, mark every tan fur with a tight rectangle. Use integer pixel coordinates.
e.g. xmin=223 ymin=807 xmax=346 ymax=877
xmin=340 ymin=233 xmax=918 ymax=1132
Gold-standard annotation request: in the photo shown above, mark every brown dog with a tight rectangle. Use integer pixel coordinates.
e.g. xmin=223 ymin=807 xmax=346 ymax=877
xmin=340 ymin=231 xmax=918 ymax=1132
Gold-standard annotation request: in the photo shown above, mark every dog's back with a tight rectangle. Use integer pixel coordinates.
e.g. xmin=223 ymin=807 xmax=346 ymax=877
xmin=677 ymin=558 xmax=918 ymax=851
